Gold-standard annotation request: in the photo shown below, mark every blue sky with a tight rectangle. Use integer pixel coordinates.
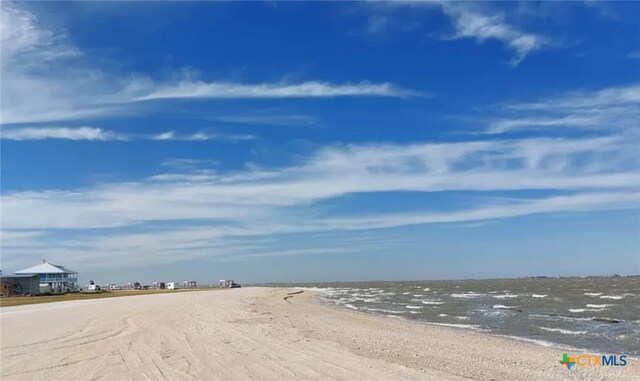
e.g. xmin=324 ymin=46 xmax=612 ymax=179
xmin=1 ymin=1 xmax=639 ymax=284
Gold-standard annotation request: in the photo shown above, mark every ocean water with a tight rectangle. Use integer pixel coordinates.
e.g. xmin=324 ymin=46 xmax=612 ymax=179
xmin=294 ymin=278 xmax=640 ymax=356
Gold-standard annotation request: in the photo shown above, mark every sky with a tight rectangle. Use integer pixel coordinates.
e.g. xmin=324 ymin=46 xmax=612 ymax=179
xmin=1 ymin=1 xmax=639 ymax=285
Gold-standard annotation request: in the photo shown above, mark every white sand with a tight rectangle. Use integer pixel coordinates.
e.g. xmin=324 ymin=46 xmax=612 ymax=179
xmin=1 ymin=287 xmax=637 ymax=380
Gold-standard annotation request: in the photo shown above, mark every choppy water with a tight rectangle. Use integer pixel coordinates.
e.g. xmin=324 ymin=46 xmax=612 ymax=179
xmin=294 ymin=278 xmax=640 ymax=356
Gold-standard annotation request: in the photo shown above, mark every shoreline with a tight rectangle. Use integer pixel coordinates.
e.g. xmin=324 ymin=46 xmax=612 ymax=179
xmin=1 ymin=287 xmax=637 ymax=380
xmin=312 ymin=290 xmax=640 ymax=362
xmin=314 ymin=293 xmax=604 ymax=357
xmin=303 ymin=282 xmax=639 ymax=359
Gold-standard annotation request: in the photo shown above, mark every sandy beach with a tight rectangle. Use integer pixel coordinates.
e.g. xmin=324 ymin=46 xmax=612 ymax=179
xmin=1 ymin=287 xmax=637 ymax=381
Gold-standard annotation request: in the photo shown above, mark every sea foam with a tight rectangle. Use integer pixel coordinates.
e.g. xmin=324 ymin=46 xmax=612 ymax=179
xmin=493 ymin=294 xmax=519 ymax=299
xmin=451 ymin=293 xmax=484 ymax=299
xmin=421 ymin=300 xmax=445 ymax=305
xmin=493 ymin=305 xmax=519 ymax=310
xmin=539 ymin=327 xmax=587 ymax=335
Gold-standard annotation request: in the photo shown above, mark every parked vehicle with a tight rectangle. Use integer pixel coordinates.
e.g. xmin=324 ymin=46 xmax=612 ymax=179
xmin=86 ymin=280 xmax=101 ymax=292
xmin=39 ymin=283 xmax=52 ymax=294
xmin=219 ymin=279 xmax=241 ymax=288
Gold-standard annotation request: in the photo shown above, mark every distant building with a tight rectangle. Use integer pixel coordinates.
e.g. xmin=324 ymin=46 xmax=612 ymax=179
xmin=152 ymin=281 xmax=166 ymax=289
xmin=15 ymin=260 xmax=78 ymax=294
xmin=219 ymin=279 xmax=241 ymax=288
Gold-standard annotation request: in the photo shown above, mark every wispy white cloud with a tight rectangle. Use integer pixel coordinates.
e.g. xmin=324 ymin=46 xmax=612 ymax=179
xmin=149 ymin=171 xmax=218 ymax=183
xmin=0 ymin=5 xmax=80 ymax=67
xmin=486 ymin=84 xmax=640 ymax=134
xmin=188 ymin=132 xmax=255 ymax=141
xmin=1 ymin=126 xmax=255 ymax=142
xmin=503 ymin=84 xmax=640 ymax=110
xmin=217 ymin=248 xmax=353 ymax=262
xmin=161 ymin=158 xmax=219 ymax=170
xmin=0 ymin=136 xmax=640 ymax=266
xmin=628 ymin=51 xmax=640 ymax=59
xmin=0 ymin=230 xmax=45 ymax=246
xmin=314 ymin=191 xmax=639 ymax=231
xmin=487 ymin=116 xmax=598 ymax=134
xmin=133 ymin=80 xmax=416 ymax=101
xmin=0 ymin=5 xmax=131 ymax=125
xmin=209 ymin=114 xmax=317 ymax=127
xmin=439 ymin=2 xmax=550 ymax=66
xmin=152 ymin=131 xmax=256 ymax=141
xmin=2 ymin=135 xmax=637 ymax=231
xmin=358 ymin=1 xmax=551 ymax=66
xmin=2 ymin=189 xmax=637 ymax=270
xmin=1 ymin=4 xmax=416 ymax=125
xmin=1 ymin=126 xmax=126 ymax=141
xmin=152 ymin=131 xmax=176 ymax=141
xmin=1 ymin=3 xmax=638 ymax=271
xmin=0 ymin=228 xmax=369 ymax=270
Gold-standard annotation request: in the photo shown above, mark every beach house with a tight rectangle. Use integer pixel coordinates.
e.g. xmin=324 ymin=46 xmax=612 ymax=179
xmin=15 ymin=260 xmax=79 ymax=294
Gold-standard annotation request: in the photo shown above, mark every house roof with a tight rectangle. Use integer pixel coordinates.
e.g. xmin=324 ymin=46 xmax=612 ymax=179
xmin=15 ymin=262 xmax=77 ymax=275
xmin=0 ymin=274 xmax=39 ymax=279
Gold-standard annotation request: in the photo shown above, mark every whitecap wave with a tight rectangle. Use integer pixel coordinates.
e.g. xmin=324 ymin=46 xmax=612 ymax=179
xmin=539 ymin=327 xmax=587 ymax=335
xmin=493 ymin=294 xmax=519 ymax=299
xmin=352 ymin=293 xmax=378 ymax=298
xmin=570 ymin=308 xmax=603 ymax=313
xmin=493 ymin=304 xmax=519 ymax=310
xmin=362 ymin=307 xmax=406 ymax=314
xmin=430 ymin=322 xmax=483 ymax=330
xmin=451 ymin=293 xmax=484 ymax=298
xmin=421 ymin=300 xmax=445 ymax=305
